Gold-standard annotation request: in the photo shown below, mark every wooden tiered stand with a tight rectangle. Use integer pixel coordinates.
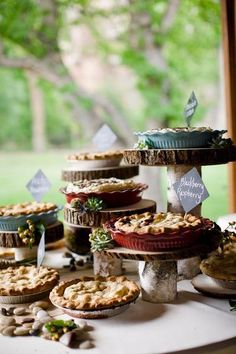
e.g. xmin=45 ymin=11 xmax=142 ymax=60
xmin=102 ymin=146 xmax=236 ymax=303
xmin=62 ymin=164 xmax=142 ymax=256
xmin=62 ymin=164 xmax=158 ymax=275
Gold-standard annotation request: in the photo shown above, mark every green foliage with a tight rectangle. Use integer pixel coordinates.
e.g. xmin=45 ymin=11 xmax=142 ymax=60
xmin=0 ymin=0 xmax=222 ymax=149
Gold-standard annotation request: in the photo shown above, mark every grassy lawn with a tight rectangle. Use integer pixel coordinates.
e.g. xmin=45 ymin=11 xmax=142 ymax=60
xmin=0 ymin=151 xmax=228 ymax=221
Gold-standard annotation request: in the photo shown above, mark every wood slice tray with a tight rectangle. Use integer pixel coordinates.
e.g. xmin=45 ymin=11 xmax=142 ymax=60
xmin=123 ymin=146 xmax=236 ymax=166
xmin=0 ymin=221 xmax=64 ymax=248
xmin=103 ymin=237 xmax=219 ymax=262
xmin=64 ymin=199 xmax=156 ymax=228
xmin=61 ymin=165 xmax=139 ymax=182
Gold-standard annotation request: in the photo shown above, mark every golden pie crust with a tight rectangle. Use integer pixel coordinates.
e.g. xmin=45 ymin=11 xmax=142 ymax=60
xmin=67 ymin=150 xmax=123 ymax=161
xmin=66 ymin=178 xmax=139 ymax=194
xmin=0 ymin=265 xmax=59 ymax=296
xmin=114 ymin=212 xmax=202 ymax=235
xmin=50 ymin=276 xmax=140 ymax=310
xmin=0 ymin=202 xmax=57 ymax=217
xmin=200 ymin=242 xmax=236 ymax=281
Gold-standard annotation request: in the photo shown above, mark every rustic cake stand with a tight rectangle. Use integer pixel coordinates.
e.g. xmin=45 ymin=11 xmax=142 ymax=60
xmin=64 ymin=199 xmax=156 ymax=276
xmin=0 ymin=221 xmax=64 ymax=261
xmin=109 ymin=145 xmax=236 ymax=302
xmin=62 ymin=165 xmax=139 ymax=182
xmin=104 ymin=237 xmax=219 ymax=302
xmin=61 ymin=164 xmax=140 ymax=255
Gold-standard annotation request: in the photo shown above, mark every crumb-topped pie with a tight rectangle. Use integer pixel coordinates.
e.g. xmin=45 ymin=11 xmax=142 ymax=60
xmin=0 ymin=202 xmax=60 ymax=232
xmin=50 ymin=276 xmax=140 ymax=310
xmin=61 ymin=178 xmax=148 ymax=207
xmin=105 ymin=212 xmax=214 ymax=251
xmin=0 ymin=265 xmax=59 ymax=296
xmin=200 ymin=242 xmax=236 ymax=283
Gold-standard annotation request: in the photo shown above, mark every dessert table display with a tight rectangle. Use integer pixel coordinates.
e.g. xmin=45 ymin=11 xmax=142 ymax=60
xmin=1 ymin=248 xmax=236 ymax=354
xmin=99 ymin=128 xmax=235 ymax=303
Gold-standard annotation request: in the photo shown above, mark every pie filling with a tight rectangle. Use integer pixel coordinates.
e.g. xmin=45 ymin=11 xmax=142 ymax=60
xmin=65 ymin=178 xmax=140 ymax=194
xmin=113 ymin=212 xmax=203 ymax=235
xmin=0 ymin=202 xmax=57 ymax=217
xmin=0 ymin=265 xmax=59 ymax=296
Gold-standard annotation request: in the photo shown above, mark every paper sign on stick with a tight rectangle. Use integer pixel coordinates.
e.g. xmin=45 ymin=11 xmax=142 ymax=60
xmin=26 ymin=169 xmax=51 ymax=202
xmin=37 ymin=226 xmax=45 ymax=268
xmin=173 ymin=167 xmax=209 ymax=213
xmin=184 ymin=91 xmax=198 ymax=127
xmin=92 ymin=124 xmax=117 ymax=151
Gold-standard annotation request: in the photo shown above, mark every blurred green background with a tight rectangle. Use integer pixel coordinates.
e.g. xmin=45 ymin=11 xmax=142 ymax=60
xmin=0 ymin=0 xmax=228 ymax=221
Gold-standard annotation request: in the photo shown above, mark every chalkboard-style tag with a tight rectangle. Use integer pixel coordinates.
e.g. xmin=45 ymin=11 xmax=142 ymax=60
xmin=37 ymin=225 xmax=45 ymax=268
xmin=92 ymin=124 xmax=117 ymax=151
xmin=173 ymin=167 xmax=209 ymax=213
xmin=184 ymin=91 xmax=198 ymax=127
xmin=26 ymin=169 xmax=51 ymax=202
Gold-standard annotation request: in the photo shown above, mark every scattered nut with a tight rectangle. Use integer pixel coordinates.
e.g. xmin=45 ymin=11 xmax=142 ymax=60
xmin=2 ymin=326 xmax=16 ymax=336
xmin=0 ymin=317 xmax=16 ymax=326
xmin=13 ymin=307 xmax=27 ymax=316
xmin=14 ymin=327 xmax=30 ymax=336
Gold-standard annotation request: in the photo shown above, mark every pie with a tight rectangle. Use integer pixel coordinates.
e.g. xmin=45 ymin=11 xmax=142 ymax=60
xmin=0 ymin=265 xmax=59 ymax=296
xmin=61 ymin=178 xmax=147 ymax=207
xmin=105 ymin=212 xmax=214 ymax=251
xmin=65 ymin=178 xmax=139 ymax=194
xmin=67 ymin=150 xmax=123 ymax=161
xmin=200 ymin=242 xmax=236 ymax=281
xmin=134 ymin=127 xmax=227 ymax=149
xmin=0 ymin=202 xmax=57 ymax=217
xmin=49 ymin=275 xmax=140 ymax=310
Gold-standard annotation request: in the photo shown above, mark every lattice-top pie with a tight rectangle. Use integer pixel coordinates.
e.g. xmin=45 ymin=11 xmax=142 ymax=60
xmin=65 ymin=178 xmax=139 ymax=194
xmin=113 ymin=212 xmax=203 ymax=235
xmin=0 ymin=202 xmax=57 ymax=217
xmin=200 ymin=242 xmax=236 ymax=281
xmin=50 ymin=276 xmax=140 ymax=310
xmin=0 ymin=265 xmax=59 ymax=296
xmin=105 ymin=212 xmax=214 ymax=251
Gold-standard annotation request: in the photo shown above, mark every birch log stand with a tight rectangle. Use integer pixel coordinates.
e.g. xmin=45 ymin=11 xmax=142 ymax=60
xmin=120 ymin=146 xmax=236 ymax=302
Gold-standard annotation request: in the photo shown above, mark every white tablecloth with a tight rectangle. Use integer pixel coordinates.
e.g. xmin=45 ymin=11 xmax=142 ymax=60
xmin=0 ymin=249 xmax=235 ymax=354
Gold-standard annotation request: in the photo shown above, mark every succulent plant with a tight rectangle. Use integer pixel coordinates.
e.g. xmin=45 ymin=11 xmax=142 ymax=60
xmin=209 ymin=135 xmax=233 ymax=148
xmin=84 ymin=197 xmax=105 ymax=212
xmin=89 ymin=228 xmax=114 ymax=252
xmin=134 ymin=138 xmax=156 ymax=149
xmin=70 ymin=198 xmax=85 ymax=213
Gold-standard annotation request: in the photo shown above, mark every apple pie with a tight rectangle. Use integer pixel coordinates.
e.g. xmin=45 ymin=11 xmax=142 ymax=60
xmin=50 ymin=276 xmax=140 ymax=310
xmin=0 ymin=265 xmax=59 ymax=296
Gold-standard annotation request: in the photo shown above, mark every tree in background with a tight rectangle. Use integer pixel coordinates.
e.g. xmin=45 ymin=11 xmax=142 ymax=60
xmin=0 ymin=0 xmax=220 ymax=151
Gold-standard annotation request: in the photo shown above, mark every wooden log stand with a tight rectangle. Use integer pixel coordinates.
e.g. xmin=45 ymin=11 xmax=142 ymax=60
xmin=104 ymin=237 xmax=219 ymax=303
xmin=61 ymin=165 xmax=139 ymax=182
xmin=120 ymin=146 xmax=236 ymax=301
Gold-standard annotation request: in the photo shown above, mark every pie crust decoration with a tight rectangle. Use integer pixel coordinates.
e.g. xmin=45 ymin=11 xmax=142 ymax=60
xmin=200 ymin=242 xmax=236 ymax=281
xmin=0 ymin=265 xmax=59 ymax=296
xmin=105 ymin=212 xmax=214 ymax=251
xmin=0 ymin=202 xmax=57 ymax=217
xmin=50 ymin=275 xmax=140 ymax=310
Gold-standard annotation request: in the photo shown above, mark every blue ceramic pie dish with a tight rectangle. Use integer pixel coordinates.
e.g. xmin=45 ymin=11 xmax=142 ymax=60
xmin=134 ymin=128 xmax=227 ymax=149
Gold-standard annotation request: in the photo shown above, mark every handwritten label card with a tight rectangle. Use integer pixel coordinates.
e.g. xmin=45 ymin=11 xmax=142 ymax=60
xmin=37 ymin=225 xmax=45 ymax=268
xmin=184 ymin=91 xmax=198 ymax=127
xmin=92 ymin=124 xmax=117 ymax=151
xmin=173 ymin=167 xmax=209 ymax=213
xmin=26 ymin=169 xmax=51 ymax=202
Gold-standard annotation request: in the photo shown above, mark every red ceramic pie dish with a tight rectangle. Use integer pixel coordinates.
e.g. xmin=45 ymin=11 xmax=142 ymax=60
xmin=105 ymin=217 xmax=214 ymax=251
xmin=60 ymin=183 xmax=148 ymax=208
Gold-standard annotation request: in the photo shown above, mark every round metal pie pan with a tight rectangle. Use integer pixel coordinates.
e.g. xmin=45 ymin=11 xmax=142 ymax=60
xmin=51 ymin=297 xmax=139 ymax=319
xmin=0 ymin=288 xmax=53 ymax=304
